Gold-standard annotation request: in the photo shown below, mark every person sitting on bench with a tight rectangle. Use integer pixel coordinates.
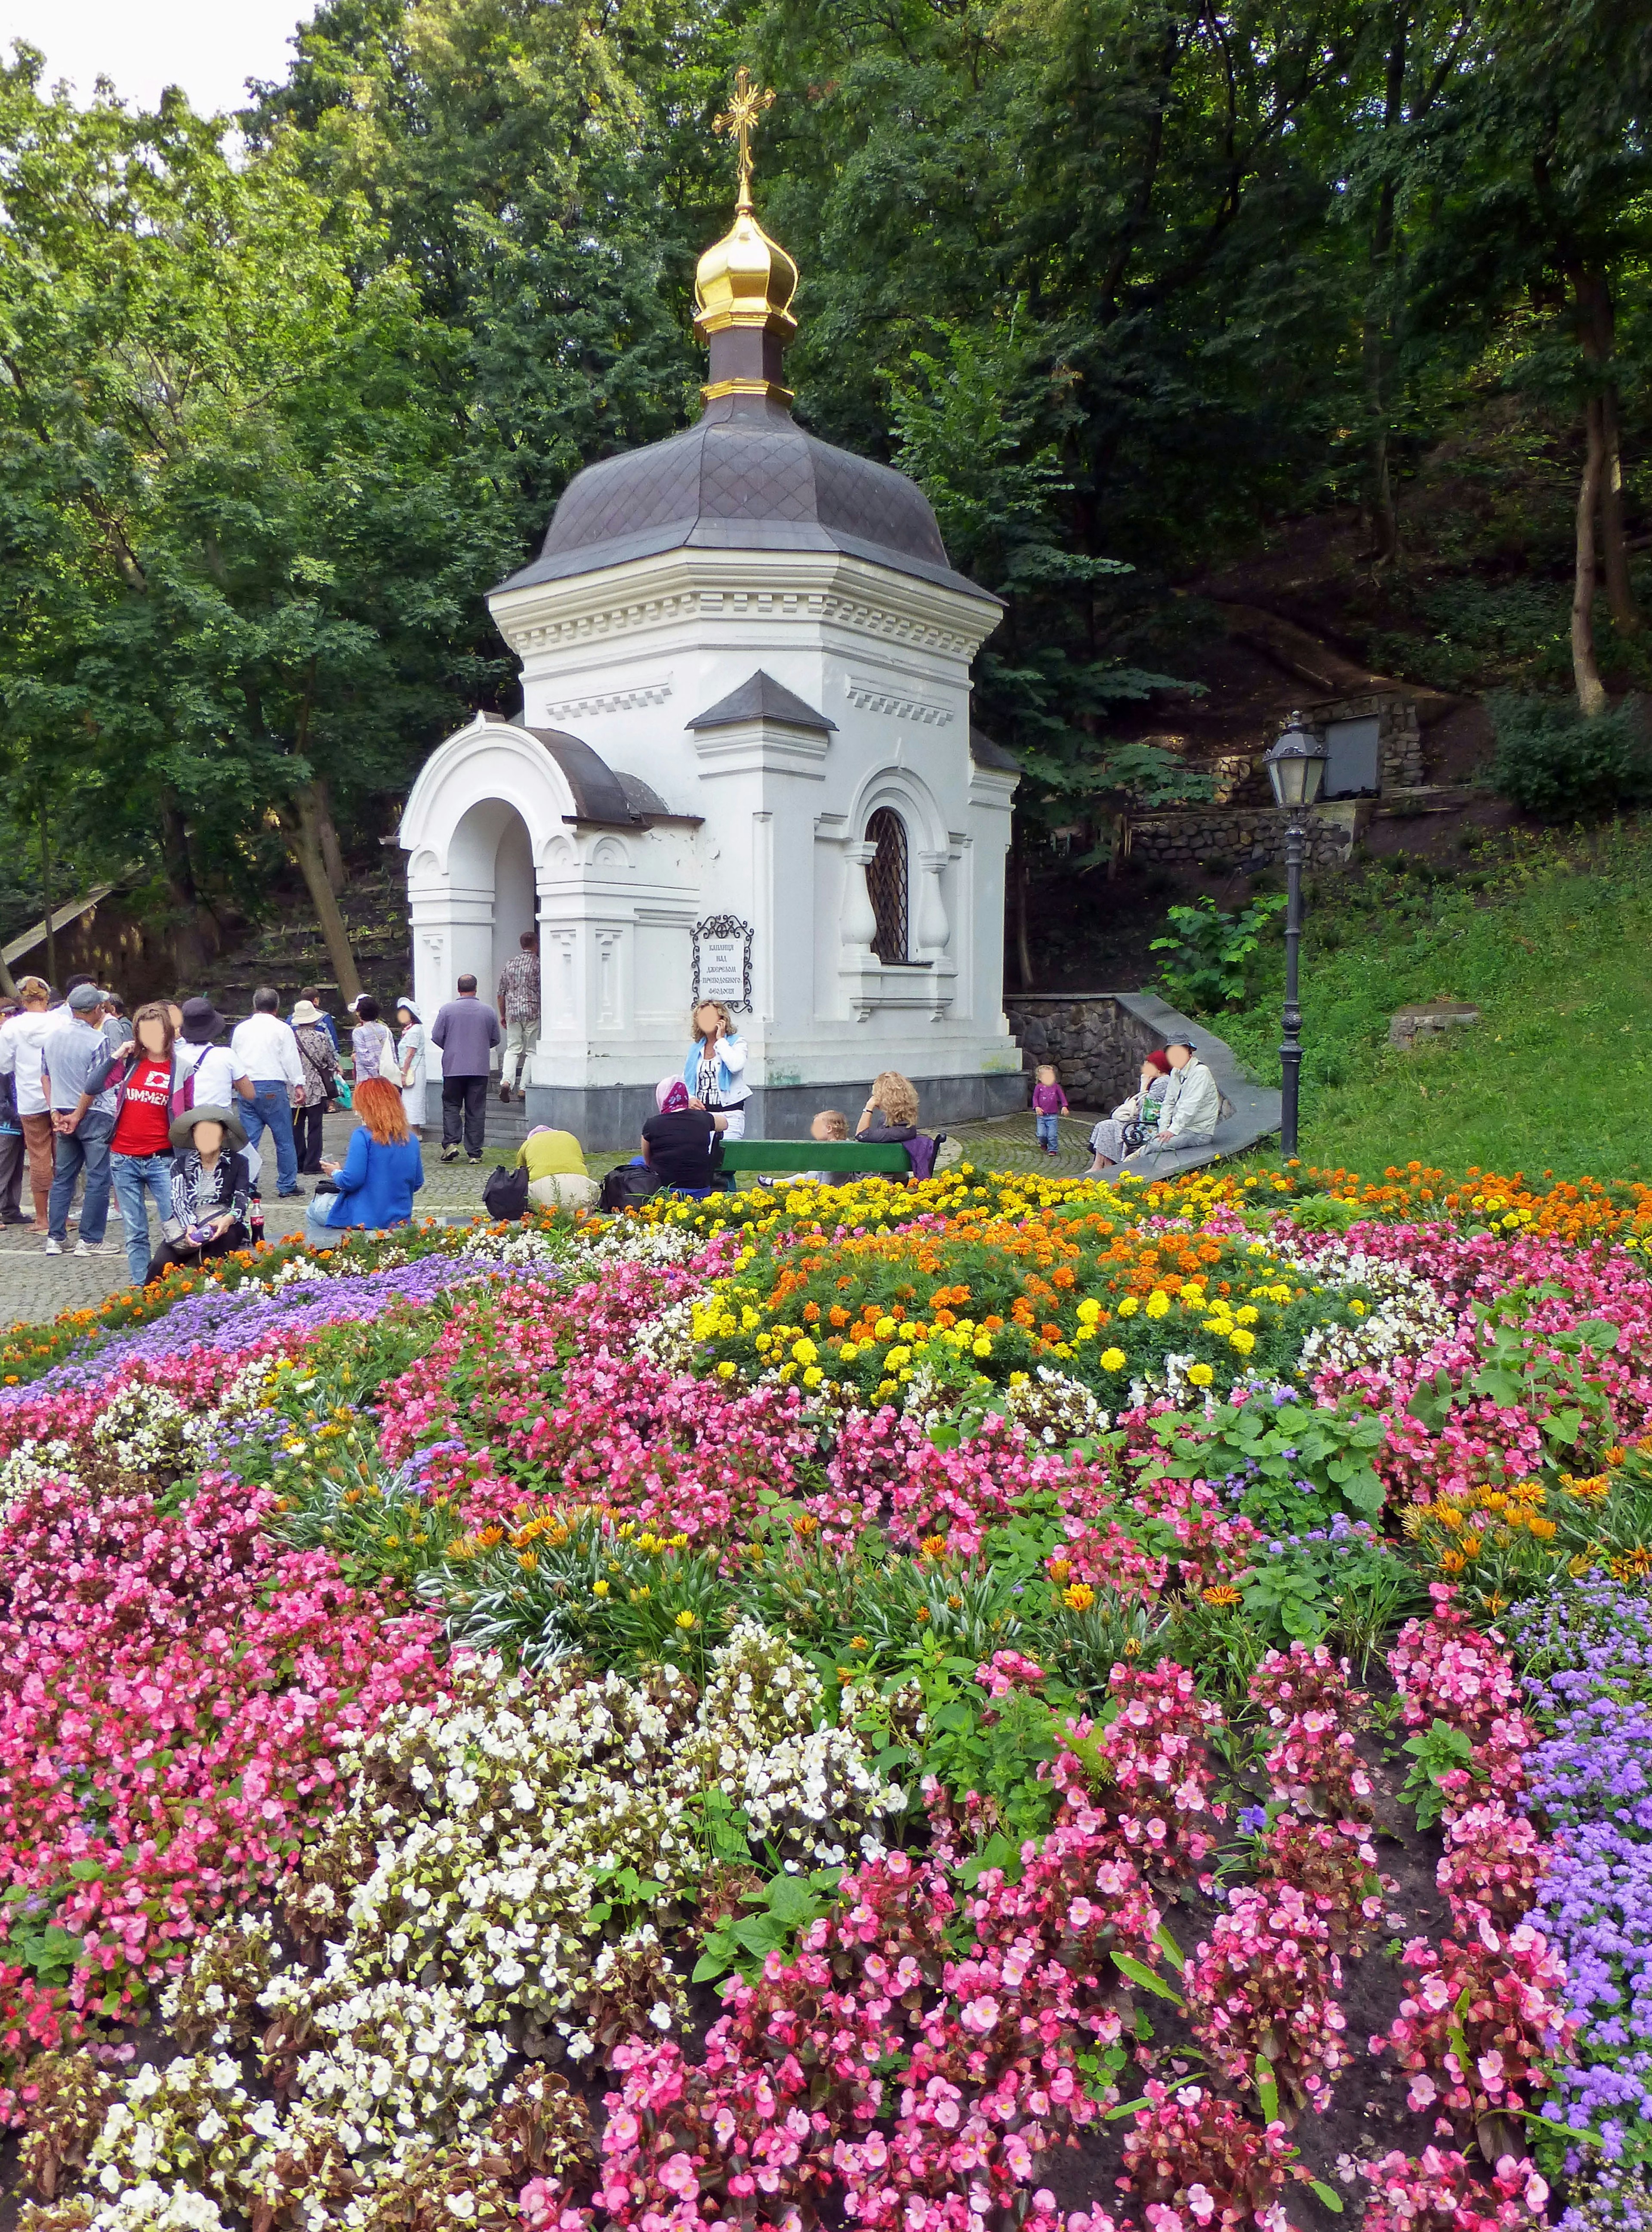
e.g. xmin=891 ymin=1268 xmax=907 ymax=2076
xmin=641 ymin=1076 xmax=726 ymax=1195
xmin=856 ymin=1071 xmax=919 ymax=1146
xmin=1126 ymin=1038 xmax=1220 ymax=1163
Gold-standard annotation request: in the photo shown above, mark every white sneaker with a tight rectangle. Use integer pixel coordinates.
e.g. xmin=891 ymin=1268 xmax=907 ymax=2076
xmin=74 ymin=1239 xmax=101 ymax=1257
xmin=43 ymin=1238 xmax=62 ymax=1255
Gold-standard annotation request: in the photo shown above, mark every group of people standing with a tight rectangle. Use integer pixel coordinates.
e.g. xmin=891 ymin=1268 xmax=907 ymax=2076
xmin=0 ymin=975 xmax=433 ymax=1286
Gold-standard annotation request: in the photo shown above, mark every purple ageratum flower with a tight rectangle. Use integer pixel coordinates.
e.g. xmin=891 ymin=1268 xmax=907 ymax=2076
xmin=0 ymin=1255 xmax=529 ymax=1404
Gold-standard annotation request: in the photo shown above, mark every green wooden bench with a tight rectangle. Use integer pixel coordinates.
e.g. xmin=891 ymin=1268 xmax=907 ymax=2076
xmin=718 ymin=1139 xmax=913 ymax=1179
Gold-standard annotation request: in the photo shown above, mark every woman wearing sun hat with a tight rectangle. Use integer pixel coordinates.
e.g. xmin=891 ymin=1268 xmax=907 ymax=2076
xmin=148 ymin=1103 xmax=253 ymax=1281
xmin=394 ymin=997 xmax=427 ymax=1139
xmin=289 ymin=999 xmax=339 ymax=1175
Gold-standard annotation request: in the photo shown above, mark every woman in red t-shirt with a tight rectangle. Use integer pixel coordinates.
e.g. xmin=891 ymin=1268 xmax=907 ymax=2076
xmin=110 ymin=1002 xmax=179 ymax=1286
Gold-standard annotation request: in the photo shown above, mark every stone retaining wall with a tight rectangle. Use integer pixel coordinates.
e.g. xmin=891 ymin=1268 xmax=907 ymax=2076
xmin=1302 ymin=687 xmax=1424 ymax=791
xmin=1004 ymin=994 xmax=1166 ymax=1111
xmin=1122 ymin=800 xmax=1361 ymax=874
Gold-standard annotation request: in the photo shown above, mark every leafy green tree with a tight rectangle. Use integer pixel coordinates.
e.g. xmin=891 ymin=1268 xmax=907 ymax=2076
xmin=0 ymin=55 xmax=511 ymax=990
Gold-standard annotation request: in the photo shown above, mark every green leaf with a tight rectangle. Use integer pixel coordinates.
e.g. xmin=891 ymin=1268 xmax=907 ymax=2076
xmin=1111 ymin=1951 xmax=1184 ymax=2006
xmin=1309 ymin=2180 xmax=1345 ymax=2213
xmin=1154 ymin=1922 xmax=1186 ymax=1973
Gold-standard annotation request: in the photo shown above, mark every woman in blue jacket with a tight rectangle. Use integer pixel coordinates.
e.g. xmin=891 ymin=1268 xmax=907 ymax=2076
xmin=682 ymin=999 xmax=751 ymax=1140
xmin=302 ymin=1076 xmax=424 ymax=1244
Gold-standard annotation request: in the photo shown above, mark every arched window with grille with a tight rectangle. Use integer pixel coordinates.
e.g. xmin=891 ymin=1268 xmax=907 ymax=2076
xmin=864 ymin=807 xmax=909 ymax=963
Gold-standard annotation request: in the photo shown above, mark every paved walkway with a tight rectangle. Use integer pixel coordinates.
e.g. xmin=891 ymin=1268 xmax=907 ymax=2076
xmin=0 ymin=1111 xmax=1103 ymax=1332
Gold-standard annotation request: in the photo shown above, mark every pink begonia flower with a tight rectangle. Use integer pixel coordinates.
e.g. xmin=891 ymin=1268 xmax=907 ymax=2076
xmin=1185 ymin=2186 xmax=1217 ymax=2226
xmin=1407 ymin=2073 xmax=1437 ymax=2110
xmin=959 ymin=1996 xmax=999 ymax=2034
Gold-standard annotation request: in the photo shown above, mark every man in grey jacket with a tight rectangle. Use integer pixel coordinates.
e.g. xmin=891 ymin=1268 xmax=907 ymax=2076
xmin=1129 ymin=1038 xmax=1221 ymax=1164
xmin=430 ymin=975 xmax=501 ymax=1163
xmin=40 ymin=984 xmax=120 ymax=1255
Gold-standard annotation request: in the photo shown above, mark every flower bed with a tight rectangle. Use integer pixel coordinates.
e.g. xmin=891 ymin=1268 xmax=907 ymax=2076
xmin=3 ymin=1162 xmax=1652 ymax=2227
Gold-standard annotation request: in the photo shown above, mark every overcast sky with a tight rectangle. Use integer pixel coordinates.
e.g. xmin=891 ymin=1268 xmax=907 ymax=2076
xmin=3 ymin=0 xmax=315 ymax=116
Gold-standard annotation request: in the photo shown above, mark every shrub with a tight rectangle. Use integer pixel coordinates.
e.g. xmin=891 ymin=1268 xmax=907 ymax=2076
xmin=1486 ymin=693 xmax=1652 ymax=819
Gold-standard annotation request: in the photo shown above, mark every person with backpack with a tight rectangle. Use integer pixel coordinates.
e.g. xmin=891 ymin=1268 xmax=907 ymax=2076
xmin=40 ymin=985 xmax=120 ymax=1256
xmin=109 ymin=1001 xmax=181 ymax=1284
xmin=172 ymin=998 xmax=250 ymax=1114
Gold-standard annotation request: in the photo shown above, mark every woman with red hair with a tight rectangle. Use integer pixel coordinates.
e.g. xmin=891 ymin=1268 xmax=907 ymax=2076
xmin=303 ymin=1074 xmax=424 ymax=1245
xmin=1087 ymin=1049 xmax=1172 ymax=1172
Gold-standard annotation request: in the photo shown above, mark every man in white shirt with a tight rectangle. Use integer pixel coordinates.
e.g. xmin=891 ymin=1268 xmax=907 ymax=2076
xmin=0 ymin=976 xmax=65 ymax=1231
xmin=228 ymin=987 xmax=305 ymax=1198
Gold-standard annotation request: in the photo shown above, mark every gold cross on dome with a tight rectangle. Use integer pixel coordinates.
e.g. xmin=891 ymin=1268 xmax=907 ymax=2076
xmin=714 ymin=67 xmax=776 ymax=210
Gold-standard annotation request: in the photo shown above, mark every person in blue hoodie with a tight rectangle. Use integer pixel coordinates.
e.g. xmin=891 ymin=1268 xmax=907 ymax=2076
xmin=683 ymin=1000 xmax=751 ymax=1140
xmin=303 ymin=1075 xmax=424 ymax=1244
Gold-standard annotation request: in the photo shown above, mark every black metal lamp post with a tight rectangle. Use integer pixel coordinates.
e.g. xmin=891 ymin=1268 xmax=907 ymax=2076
xmin=1264 ymin=722 xmax=1328 ymax=1160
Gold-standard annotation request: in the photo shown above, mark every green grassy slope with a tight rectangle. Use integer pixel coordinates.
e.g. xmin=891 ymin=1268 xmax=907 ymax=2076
xmin=1217 ymin=823 xmax=1652 ymax=1181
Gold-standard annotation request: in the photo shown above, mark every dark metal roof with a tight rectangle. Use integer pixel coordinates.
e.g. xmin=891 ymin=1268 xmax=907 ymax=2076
xmin=518 ymin=725 xmax=640 ymax=824
xmin=495 ymin=394 xmax=1000 ymax=606
xmin=687 ymin=670 xmax=835 ymax=735
xmin=970 ymin=725 xmax=1021 ymax=773
xmin=613 ymin=769 xmax=671 ymax=818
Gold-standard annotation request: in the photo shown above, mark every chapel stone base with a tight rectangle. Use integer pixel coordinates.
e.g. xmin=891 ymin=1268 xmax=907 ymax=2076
xmin=517 ymin=1070 xmax=1029 ymax=1155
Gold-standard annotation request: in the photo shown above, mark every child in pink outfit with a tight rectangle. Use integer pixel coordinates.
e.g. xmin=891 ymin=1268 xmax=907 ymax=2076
xmin=1031 ymin=1064 xmax=1069 ymax=1154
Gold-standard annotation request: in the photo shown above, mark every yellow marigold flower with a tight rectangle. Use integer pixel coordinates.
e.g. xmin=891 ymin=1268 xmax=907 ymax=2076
xmin=803 ymin=1366 xmax=824 ymax=1387
xmin=1145 ymin=1290 xmax=1170 ymax=1319
xmin=971 ymin=1337 xmax=992 ymax=1358
xmin=1099 ymin=1347 xmax=1127 ymax=1371
xmin=841 ymin=1343 xmax=860 ymax=1361
xmin=1076 ymin=1298 xmax=1102 ymax=1325
xmin=1062 ymin=1582 xmax=1096 ymax=1611
xmin=1118 ymin=1296 xmax=1140 ymax=1317
xmin=1233 ymin=1306 xmax=1259 ymax=1327
xmin=716 ymin=1360 xmax=737 ymax=1379
xmin=874 ymin=1316 xmax=897 ymax=1339
xmin=1187 ymin=1363 xmax=1214 ymax=1388
xmin=792 ymin=1337 xmax=818 ymax=1365
xmin=886 ymin=1345 xmax=912 ymax=1368
xmin=1228 ymin=1327 xmax=1256 ymax=1355
xmin=1008 ymin=1371 xmax=1030 ymax=1387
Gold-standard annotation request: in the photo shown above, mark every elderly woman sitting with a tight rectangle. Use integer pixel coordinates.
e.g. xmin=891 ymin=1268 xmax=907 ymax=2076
xmin=1087 ymin=1050 xmax=1171 ymax=1171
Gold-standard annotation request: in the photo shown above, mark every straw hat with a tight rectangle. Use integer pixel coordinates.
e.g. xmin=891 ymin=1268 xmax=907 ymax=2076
xmin=168 ymin=1102 xmax=249 ymax=1155
xmin=290 ymin=999 xmax=326 ymax=1026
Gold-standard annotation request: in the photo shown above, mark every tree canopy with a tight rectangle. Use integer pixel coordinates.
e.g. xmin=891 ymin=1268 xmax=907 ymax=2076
xmin=0 ymin=0 xmax=1646 ymax=964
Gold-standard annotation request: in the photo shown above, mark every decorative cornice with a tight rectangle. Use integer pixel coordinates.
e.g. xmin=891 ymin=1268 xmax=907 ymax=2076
xmin=844 ymin=677 xmax=955 ymax=726
xmin=490 ymin=550 xmax=999 ymax=666
xmin=541 ymin=677 xmax=674 ymax=722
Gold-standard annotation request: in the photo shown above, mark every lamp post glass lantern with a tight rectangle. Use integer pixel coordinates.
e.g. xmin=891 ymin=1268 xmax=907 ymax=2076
xmin=1264 ymin=725 xmax=1328 ymax=1161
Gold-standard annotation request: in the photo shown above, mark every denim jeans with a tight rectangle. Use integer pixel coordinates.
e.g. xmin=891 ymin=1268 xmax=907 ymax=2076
xmin=1035 ymin=1113 xmax=1060 ymax=1150
xmin=47 ymin=1111 xmax=114 ymax=1244
xmin=240 ymin=1081 xmax=299 ymax=1193
xmin=111 ymin=1151 xmax=174 ymax=1285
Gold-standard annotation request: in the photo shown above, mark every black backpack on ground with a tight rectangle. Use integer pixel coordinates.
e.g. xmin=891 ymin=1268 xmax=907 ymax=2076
xmin=598 ymin=1163 xmax=663 ymax=1213
xmin=483 ymin=1162 xmax=531 ymax=1220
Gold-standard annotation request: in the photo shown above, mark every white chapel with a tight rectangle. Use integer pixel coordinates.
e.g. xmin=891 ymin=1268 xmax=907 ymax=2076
xmin=398 ymin=99 xmax=1023 ymax=1148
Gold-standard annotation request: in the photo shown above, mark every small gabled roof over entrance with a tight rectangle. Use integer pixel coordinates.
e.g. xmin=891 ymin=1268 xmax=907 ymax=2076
xmin=686 ymin=669 xmax=836 ymax=735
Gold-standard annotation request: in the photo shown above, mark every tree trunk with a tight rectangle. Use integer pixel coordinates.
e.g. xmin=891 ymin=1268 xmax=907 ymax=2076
xmin=1599 ymin=385 xmax=1641 ymax=633
xmin=159 ymin=797 xmax=220 ymax=984
xmin=284 ymin=784 xmax=362 ymax=1001
xmin=314 ymin=777 xmax=348 ymax=895
xmin=37 ymin=792 xmax=55 ymax=991
xmin=1569 ymin=263 xmax=1640 ymax=635
xmin=1573 ymin=395 xmax=1609 ymax=717
xmin=1362 ymin=9 xmax=1409 ymax=565
xmin=1013 ymin=833 xmax=1035 ymax=991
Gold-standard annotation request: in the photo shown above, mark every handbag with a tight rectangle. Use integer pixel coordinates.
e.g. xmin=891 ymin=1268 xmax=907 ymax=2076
xmin=483 ymin=1162 xmax=530 ymax=1221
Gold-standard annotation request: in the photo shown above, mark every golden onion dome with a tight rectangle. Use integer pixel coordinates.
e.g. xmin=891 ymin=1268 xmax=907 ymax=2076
xmin=693 ymin=198 xmax=799 ymax=342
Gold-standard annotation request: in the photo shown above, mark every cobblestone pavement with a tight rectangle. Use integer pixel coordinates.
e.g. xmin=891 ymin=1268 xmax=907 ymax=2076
xmin=0 ymin=1110 xmax=1098 ymax=1332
